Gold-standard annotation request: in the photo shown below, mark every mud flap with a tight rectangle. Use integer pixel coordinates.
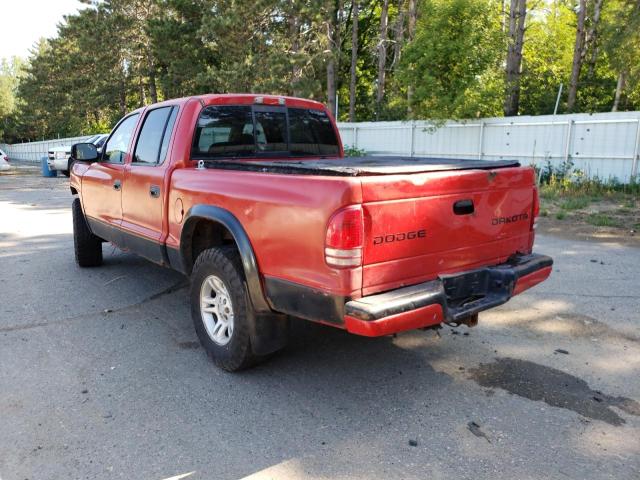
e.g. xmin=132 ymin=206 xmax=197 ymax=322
xmin=249 ymin=312 xmax=290 ymax=355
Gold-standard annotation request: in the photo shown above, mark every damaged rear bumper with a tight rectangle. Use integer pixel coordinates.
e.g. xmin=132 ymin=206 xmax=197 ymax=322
xmin=344 ymin=253 xmax=553 ymax=337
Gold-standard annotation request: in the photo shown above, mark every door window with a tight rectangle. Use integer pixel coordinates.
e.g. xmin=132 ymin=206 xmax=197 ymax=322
xmin=94 ymin=135 xmax=108 ymax=149
xmin=103 ymin=114 xmax=140 ymax=163
xmin=133 ymin=107 xmax=177 ymax=165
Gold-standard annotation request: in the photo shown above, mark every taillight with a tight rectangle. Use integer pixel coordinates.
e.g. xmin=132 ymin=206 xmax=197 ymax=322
xmin=532 ymin=186 xmax=540 ymax=230
xmin=325 ymin=205 xmax=363 ymax=268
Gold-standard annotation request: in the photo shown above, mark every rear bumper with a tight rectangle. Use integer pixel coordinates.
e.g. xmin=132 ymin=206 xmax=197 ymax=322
xmin=344 ymin=253 xmax=552 ymax=337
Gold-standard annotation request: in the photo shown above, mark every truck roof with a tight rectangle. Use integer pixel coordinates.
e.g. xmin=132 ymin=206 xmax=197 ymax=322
xmin=195 ymin=93 xmax=327 ymax=111
xmin=137 ymin=93 xmax=328 ymax=112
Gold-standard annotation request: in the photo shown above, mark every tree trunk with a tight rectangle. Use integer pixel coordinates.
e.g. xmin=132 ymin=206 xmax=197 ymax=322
xmin=567 ymin=0 xmax=587 ymax=112
xmin=326 ymin=0 xmax=342 ymax=118
xmin=503 ymin=0 xmax=526 ymax=116
xmin=289 ymin=2 xmax=301 ymax=96
xmin=501 ymin=0 xmax=507 ymax=33
xmin=147 ymin=55 xmax=158 ymax=104
xmin=392 ymin=0 xmax=406 ymax=69
xmin=349 ymin=0 xmax=359 ymax=121
xmin=376 ymin=0 xmax=390 ymax=118
xmin=139 ymin=77 xmax=147 ymax=107
xmin=406 ymin=0 xmax=418 ymax=114
xmin=327 ymin=57 xmax=336 ymax=117
xmin=612 ymin=70 xmax=626 ymax=111
xmin=407 ymin=0 xmax=417 ymax=37
xmin=119 ymin=76 xmax=127 ymax=117
xmin=586 ymin=0 xmax=604 ymax=78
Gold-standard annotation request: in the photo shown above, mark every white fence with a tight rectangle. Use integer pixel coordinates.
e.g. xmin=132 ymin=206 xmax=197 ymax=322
xmin=3 ymin=111 xmax=639 ymax=182
xmin=338 ymin=111 xmax=640 ymax=182
xmin=0 ymin=136 xmax=93 ymax=162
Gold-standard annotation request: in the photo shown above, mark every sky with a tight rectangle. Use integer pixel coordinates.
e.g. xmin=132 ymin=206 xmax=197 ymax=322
xmin=1 ymin=0 xmax=84 ymax=60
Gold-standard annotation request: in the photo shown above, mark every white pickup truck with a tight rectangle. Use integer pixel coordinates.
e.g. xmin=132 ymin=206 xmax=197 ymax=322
xmin=0 ymin=148 xmax=10 ymax=171
xmin=47 ymin=134 xmax=108 ymax=176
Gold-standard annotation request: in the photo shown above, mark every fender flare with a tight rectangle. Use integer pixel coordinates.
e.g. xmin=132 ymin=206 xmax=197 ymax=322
xmin=180 ymin=204 xmax=271 ymax=313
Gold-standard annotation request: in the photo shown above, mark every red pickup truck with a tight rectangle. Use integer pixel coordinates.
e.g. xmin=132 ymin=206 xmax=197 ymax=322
xmin=70 ymin=94 xmax=552 ymax=371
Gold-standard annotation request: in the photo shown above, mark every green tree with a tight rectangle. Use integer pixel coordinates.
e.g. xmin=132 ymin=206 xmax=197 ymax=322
xmin=397 ymin=0 xmax=504 ymax=119
xmin=0 ymin=57 xmax=25 ymax=141
xmin=519 ymin=2 xmax=575 ymax=115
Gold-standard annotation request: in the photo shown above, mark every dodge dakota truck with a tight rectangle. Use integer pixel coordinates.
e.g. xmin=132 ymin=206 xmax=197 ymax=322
xmin=69 ymin=94 xmax=552 ymax=371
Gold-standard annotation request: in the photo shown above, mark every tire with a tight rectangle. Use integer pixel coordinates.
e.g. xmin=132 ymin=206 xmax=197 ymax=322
xmin=72 ymin=198 xmax=103 ymax=267
xmin=62 ymin=169 xmax=70 ymax=177
xmin=190 ymin=246 xmax=258 ymax=371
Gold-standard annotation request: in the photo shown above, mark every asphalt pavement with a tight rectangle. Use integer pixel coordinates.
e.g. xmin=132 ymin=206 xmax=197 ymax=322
xmin=1 ymin=167 xmax=639 ymax=480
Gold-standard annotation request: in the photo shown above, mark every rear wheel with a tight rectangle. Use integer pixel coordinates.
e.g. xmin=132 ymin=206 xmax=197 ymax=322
xmin=190 ymin=246 xmax=258 ymax=371
xmin=72 ymin=198 xmax=103 ymax=267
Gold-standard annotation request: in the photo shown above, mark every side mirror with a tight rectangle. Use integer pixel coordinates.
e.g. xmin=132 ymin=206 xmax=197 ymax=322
xmin=71 ymin=143 xmax=99 ymax=162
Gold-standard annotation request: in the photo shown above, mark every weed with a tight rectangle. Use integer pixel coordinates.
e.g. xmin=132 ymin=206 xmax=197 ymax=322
xmin=586 ymin=213 xmax=620 ymax=227
xmin=556 ymin=211 xmax=566 ymax=220
xmin=560 ymin=197 xmax=590 ymax=210
xmin=534 ymin=155 xmax=639 ymax=199
xmin=343 ymin=145 xmax=366 ymax=157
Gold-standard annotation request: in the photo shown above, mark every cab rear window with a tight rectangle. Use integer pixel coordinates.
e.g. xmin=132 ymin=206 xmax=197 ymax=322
xmin=192 ymin=106 xmax=339 ymax=159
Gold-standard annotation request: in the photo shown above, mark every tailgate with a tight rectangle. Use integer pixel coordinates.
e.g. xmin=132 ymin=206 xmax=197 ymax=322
xmin=360 ymin=166 xmax=536 ymax=296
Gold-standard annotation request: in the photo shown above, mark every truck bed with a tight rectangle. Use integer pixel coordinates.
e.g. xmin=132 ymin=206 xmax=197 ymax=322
xmin=204 ymin=156 xmax=520 ymax=176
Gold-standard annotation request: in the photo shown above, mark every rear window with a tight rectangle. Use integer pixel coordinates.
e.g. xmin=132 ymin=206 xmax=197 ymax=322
xmin=192 ymin=105 xmax=339 ymax=159
xmin=194 ymin=105 xmax=254 ymax=157
xmin=289 ymin=108 xmax=340 ymax=156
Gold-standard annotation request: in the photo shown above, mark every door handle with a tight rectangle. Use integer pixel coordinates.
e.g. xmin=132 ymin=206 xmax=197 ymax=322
xmin=149 ymin=185 xmax=160 ymax=198
xmin=453 ymin=199 xmax=474 ymax=215
xmin=113 ymin=180 xmax=122 ymax=191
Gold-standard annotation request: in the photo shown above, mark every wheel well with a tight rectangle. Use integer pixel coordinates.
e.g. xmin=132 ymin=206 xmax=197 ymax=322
xmin=184 ymin=219 xmax=236 ymax=272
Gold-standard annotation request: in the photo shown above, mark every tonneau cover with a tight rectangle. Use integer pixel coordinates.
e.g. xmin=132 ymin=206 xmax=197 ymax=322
xmin=204 ymin=156 xmax=520 ymax=176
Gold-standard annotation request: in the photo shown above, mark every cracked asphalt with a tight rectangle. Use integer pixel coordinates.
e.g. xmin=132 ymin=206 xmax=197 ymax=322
xmin=1 ymin=167 xmax=639 ymax=480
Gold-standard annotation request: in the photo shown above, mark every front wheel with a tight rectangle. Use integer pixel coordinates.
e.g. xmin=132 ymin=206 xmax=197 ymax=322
xmin=190 ymin=246 xmax=258 ymax=371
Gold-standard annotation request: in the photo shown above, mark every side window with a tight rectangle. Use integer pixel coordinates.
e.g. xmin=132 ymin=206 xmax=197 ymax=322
xmin=192 ymin=106 xmax=254 ymax=158
xmin=158 ymin=107 xmax=178 ymax=163
xmin=103 ymin=114 xmax=140 ymax=163
xmin=95 ymin=136 xmax=107 ymax=149
xmin=133 ymin=107 xmax=174 ymax=165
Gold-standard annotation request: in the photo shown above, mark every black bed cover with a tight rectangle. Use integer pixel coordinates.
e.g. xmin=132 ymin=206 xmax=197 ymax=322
xmin=204 ymin=156 xmax=520 ymax=177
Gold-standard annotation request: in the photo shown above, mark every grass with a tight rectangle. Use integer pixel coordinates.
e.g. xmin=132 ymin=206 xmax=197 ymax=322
xmin=559 ymin=196 xmax=590 ymax=210
xmin=586 ymin=213 xmax=621 ymax=228
xmin=537 ymin=175 xmax=638 ymax=235
xmin=539 ymin=173 xmax=638 ymax=204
